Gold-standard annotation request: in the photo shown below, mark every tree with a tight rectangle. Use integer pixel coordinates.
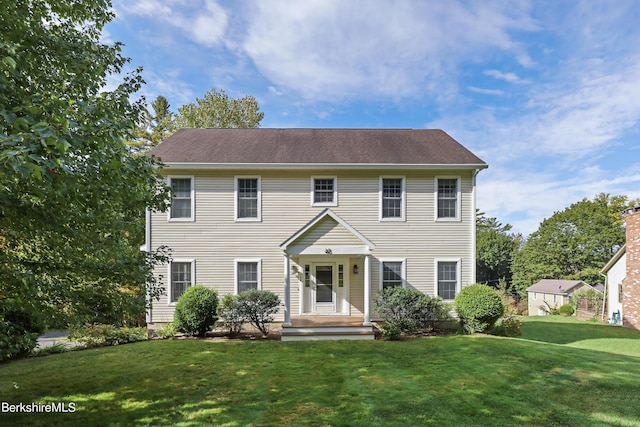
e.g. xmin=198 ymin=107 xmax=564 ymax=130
xmin=129 ymin=95 xmax=172 ymax=152
xmin=476 ymin=212 xmax=521 ymax=289
xmin=0 ymin=0 xmax=170 ymax=359
xmin=511 ymin=193 xmax=627 ymax=296
xmin=168 ymin=88 xmax=264 ymax=132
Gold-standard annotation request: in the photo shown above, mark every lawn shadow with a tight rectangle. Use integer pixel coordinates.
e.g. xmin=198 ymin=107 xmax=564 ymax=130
xmin=521 ymin=317 xmax=640 ymax=345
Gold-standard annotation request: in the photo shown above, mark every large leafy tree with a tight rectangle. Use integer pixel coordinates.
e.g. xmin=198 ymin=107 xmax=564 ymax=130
xmin=511 ymin=193 xmax=628 ymax=296
xmin=0 ymin=0 xmax=169 ymax=358
xmin=476 ymin=212 xmax=521 ymax=289
xmin=130 ymin=95 xmax=173 ymax=152
xmin=168 ymin=88 xmax=264 ymax=132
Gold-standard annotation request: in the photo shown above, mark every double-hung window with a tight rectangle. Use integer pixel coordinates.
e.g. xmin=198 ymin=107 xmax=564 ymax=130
xmin=169 ymin=177 xmax=194 ymax=221
xmin=235 ymin=259 xmax=261 ymax=293
xmin=380 ymin=177 xmax=405 ymax=220
xmin=311 ymin=177 xmax=337 ymax=206
xmin=380 ymin=259 xmax=406 ymax=290
xmin=169 ymin=260 xmax=194 ymax=303
xmin=235 ymin=177 xmax=261 ymax=221
xmin=436 ymin=177 xmax=460 ymax=220
xmin=436 ymin=260 xmax=459 ymax=300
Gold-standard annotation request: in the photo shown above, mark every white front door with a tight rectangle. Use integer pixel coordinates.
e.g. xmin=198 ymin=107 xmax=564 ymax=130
xmin=301 ymin=259 xmax=349 ymax=315
xmin=314 ymin=264 xmax=335 ymax=313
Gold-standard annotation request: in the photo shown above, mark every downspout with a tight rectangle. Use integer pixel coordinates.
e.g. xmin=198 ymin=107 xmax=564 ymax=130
xmin=599 ymin=271 xmax=608 ymax=322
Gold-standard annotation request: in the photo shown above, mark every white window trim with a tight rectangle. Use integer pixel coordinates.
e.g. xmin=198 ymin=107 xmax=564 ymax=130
xmin=234 ymin=176 xmax=262 ymax=222
xmin=379 ymin=258 xmax=407 ymax=290
xmin=310 ymin=176 xmax=338 ymax=207
xmin=434 ymin=258 xmax=461 ymax=301
xmin=234 ymin=258 xmax=262 ymax=294
xmin=167 ymin=259 xmax=195 ymax=305
xmin=379 ymin=176 xmax=406 ymax=222
xmin=434 ymin=176 xmax=461 ymax=222
xmin=167 ymin=176 xmax=195 ymax=222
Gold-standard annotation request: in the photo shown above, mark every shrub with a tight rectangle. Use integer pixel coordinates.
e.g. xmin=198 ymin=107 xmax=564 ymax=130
xmin=454 ymin=284 xmax=504 ymax=334
xmin=235 ymin=289 xmax=280 ymax=336
xmin=217 ymin=294 xmax=244 ymax=336
xmin=68 ymin=324 xmax=148 ymax=348
xmin=174 ymin=286 xmax=219 ymax=337
xmin=374 ymin=287 xmax=452 ymax=340
xmin=490 ymin=316 xmax=522 ymax=337
xmin=558 ymin=304 xmax=574 ymax=316
xmin=0 ymin=320 xmax=42 ymax=362
xmin=155 ymin=322 xmax=178 ymax=339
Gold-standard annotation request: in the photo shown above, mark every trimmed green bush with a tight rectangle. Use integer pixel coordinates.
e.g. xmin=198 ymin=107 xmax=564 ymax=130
xmin=235 ymin=289 xmax=280 ymax=336
xmin=217 ymin=294 xmax=244 ymax=336
xmin=174 ymin=286 xmax=219 ymax=337
xmin=374 ymin=287 xmax=452 ymax=340
xmin=454 ymin=284 xmax=504 ymax=334
xmin=559 ymin=304 xmax=574 ymax=316
xmin=155 ymin=322 xmax=177 ymax=339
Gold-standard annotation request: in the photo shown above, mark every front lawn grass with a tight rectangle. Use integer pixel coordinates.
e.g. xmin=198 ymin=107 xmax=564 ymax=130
xmin=2 ymin=318 xmax=640 ymax=426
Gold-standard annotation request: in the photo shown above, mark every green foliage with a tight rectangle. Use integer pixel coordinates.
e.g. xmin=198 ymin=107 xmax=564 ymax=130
xmin=374 ymin=287 xmax=452 ymax=339
xmin=490 ymin=316 xmax=522 ymax=337
xmin=30 ymin=343 xmax=71 ymax=357
xmin=154 ymin=322 xmax=178 ymax=340
xmin=0 ymin=320 xmax=42 ymax=362
xmin=454 ymin=284 xmax=504 ymax=334
xmin=0 ymin=0 xmax=171 ymax=342
xmin=217 ymin=294 xmax=245 ymax=336
xmin=476 ymin=212 xmax=521 ymax=288
xmin=68 ymin=324 xmax=147 ymax=348
xmin=559 ymin=304 xmax=575 ymax=316
xmin=235 ymin=290 xmax=280 ymax=336
xmin=174 ymin=286 xmax=219 ymax=337
xmin=168 ymin=88 xmax=264 ymax=133
xmin=572 ymin=288 xmax=604 ymax=313
xmin=543 ymin=301 xmax=561 ymax=315
xmin=512 ymin=193 xmax=627 ymax=296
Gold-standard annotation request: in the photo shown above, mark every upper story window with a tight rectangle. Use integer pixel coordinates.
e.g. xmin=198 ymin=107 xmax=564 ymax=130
xmin=169 ymin=177 xmax=194 ymax=221
xmin=169 ymin=260 xmax=194 ymax=304
xmin=311 ymin=177 xmax=338 ymax=206
xmin=380 ymin=259 xmax=406 ymax=290
xmin=380 ymin=177 xmax=405 ymax=221
xmin=436 ymin=177 xmax=460 ymax=221
xmin=235 ymin=177 xmax=261 ymax=221
xmin=436 ymin=260 xmax=459 ymax=301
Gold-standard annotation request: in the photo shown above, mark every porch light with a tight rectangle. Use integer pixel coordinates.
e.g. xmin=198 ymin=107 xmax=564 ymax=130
xmin=353 ymin=264 xmax=359 ymax=275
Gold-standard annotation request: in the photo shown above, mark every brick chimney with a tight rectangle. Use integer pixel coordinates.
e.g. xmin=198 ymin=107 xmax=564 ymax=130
xmin=623 ymin=206 xmax=640 ymax=328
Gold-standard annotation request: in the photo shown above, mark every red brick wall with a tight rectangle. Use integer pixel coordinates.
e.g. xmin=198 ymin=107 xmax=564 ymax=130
xmin=623 ymin=207 xmax=640 ymax=328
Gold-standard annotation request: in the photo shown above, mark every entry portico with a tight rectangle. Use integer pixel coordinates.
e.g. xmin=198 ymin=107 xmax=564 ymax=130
xmin=280 ymin=209 xmax=375 ymax=326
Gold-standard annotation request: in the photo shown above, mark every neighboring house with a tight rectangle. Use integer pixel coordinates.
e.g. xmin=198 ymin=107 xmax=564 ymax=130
xmin=526 ymin=279 xmax=594 ymax=316
xmin=144 ymin=128 xmax=487 ymax=329
xmin=602 ymin=206 xmax=640 ymax=327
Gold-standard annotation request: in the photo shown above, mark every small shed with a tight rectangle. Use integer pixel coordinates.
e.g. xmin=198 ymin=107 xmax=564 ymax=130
xmin=526 ymin=279 xmax=593 ymax=316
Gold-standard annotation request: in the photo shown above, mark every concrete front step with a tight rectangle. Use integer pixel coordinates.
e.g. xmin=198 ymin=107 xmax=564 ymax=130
xmin=281 ymin=325 xmax=375 ymax=341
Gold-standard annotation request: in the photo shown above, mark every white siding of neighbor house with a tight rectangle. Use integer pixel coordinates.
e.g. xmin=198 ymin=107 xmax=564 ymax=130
xmin=148 ymin=169 xmax=476 ymax=323
xmin=606 ymin=255 xmax=626 ymax=322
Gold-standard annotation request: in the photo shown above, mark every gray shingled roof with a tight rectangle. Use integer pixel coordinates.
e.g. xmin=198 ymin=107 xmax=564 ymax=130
xmin=526 ymin=279 xmax=588 ymax=295
xmin=148 ymin=128 xmax=487 ymax=167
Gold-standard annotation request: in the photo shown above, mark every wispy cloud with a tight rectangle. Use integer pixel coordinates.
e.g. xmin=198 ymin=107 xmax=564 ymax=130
xmin=484 ymin=69 xmax=527 ymax=84
xmin=468 ymin=86 xmax=505 ymax=96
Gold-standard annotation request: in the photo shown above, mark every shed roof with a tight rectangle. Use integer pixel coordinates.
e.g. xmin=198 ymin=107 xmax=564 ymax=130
xmin=526 ymin=279 xmax=588 ymax=295
xmin=148 ymin=128 xmax=487 ymax=168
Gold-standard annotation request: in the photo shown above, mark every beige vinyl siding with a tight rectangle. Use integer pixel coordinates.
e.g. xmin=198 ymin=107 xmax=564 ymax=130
xmin=149 ymin=169 xmax=476 ymax=322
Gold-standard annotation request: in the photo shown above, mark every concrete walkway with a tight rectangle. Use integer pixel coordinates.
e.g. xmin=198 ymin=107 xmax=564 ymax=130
xmin=36 ymin=330 xmax=77 ymax=349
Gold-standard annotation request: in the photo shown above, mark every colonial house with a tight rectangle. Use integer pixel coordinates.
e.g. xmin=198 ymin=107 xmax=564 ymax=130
xmin=144 ymin=128 xmax=487 ymax=339
xmin=601 ymin=206 xmax=640 ymax=327
xmin=526 ymin=279 xmax=595 ymax=316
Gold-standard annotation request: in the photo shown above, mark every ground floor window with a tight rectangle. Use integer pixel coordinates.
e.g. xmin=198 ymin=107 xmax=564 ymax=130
xmin=381 ymin=260 xmax=405 ymax=289
xmin=437 ymin=261 xmax=458 ymax=300
xmin=170 ymin=261 xmax=193 ymax=303
xmin=236 ymin=259 xmax=261 ymax=293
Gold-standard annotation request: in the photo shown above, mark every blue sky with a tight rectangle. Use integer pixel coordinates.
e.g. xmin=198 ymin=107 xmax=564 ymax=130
xmin=106 ymin=0 xmax=640 ymax=235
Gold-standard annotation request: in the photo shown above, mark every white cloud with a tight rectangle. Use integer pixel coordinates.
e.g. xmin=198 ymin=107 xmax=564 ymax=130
xmin=241 ymin=0 xmax=538 ymax=100
xmin=484 ymin=69 xmax=527 ymax=84
xmin=468 ymin=86 xmax=505 ymax=96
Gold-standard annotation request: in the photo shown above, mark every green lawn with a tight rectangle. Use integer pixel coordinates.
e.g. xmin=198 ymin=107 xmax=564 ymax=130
xmin=2 ymin=317 xmax=640 ymax=426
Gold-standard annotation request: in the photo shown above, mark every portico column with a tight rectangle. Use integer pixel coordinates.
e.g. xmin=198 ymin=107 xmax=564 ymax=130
xmin=363 ymin=254 xmax=372 ymax=326
xmin=283 ymin=253 xmax=292 ymax=326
